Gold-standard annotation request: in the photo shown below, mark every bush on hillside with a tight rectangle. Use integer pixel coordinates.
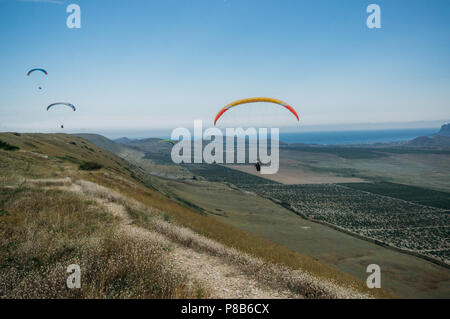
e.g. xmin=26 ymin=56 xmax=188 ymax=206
xmin=0 ymin=140 xmax=19 ymax=151
xmin=79 ymin=161 xmax=103 ymax=171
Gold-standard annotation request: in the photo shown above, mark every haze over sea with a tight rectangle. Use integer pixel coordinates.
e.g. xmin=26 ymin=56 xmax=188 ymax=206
xmin=279 ymin=128 xmax=437 ymax=145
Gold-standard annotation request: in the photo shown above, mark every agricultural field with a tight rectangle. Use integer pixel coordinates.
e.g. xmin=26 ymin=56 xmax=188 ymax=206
xmin=184 ymin=163 xmax=280 ymax=186
xmin=282 ymin=145 xmax=390 ymax=159
xmin=280 ymin=147 xmax=450 ymax=192
xmin=241 ymin=184 xmax=450 ymax=265
xmin=339 ymin=182 xmax=450 ymax=210
xmin=227 ymin=160 xmax=366 ymax=185
xmin=283 ymin=144 xmax=450 ymax=159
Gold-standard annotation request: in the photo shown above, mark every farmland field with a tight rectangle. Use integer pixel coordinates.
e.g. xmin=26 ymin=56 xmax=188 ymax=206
xmin=227 ymin=159 xmax=367 ymax=184
xmin=280 ymin=148 xmax=450 ymax=192
xmin=339 ymin=182 xmax=450 ymax=210
xmin=184 ymin=163 xmax=280 ymax=186
xmin=283 ymin=145 xmax=450 ymax=158
xmin=240 ymin=184 xmax=450 ymax=265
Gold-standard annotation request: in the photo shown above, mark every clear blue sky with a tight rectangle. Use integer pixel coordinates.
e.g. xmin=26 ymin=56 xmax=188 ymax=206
xmin=0 ymin=0 xmax=449 ymax=137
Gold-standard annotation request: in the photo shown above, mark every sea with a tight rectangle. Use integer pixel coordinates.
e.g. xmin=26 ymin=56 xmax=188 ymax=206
xmin=279 ymin=128 xmax=438 ymax=145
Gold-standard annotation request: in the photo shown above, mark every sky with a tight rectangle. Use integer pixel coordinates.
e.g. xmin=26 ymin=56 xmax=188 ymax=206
xmin=0 ymin=0 xmax=449 ymax=137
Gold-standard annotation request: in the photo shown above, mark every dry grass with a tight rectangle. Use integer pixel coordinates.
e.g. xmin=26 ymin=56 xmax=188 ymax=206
xmin=71 ymin=177 xmax=368 ymax=298
xmin=86 ymin=171 xmax=393 ymax=298
xmin=122 ymin=202 xmax=369 ymax=298
xmin=0 ymin=186 xmax=205 ymax=298
xmin=0 ymin=133 xmax=393 ymax=298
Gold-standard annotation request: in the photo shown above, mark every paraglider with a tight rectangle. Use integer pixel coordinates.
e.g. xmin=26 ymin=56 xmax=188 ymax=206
xmin=46 ymin=102 xmax=76 ymax=112
xmin=158 ymin=139 xmax=175 ymax=146
xmin=27 ymin=68 xmax=48 ymax=76
xmin=214 ymin=97 xmax=299 ymax=125
xmin=46 ymin=103 xmax=76 ymax=129
xmin=27 ymin=68 xmax=48 ymax=90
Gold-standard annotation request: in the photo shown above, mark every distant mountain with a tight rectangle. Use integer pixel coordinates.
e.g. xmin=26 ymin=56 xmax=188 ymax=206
xmin=408 ymin=135 xmax=450 ymax=147
xmin=122 ymin=138 xmax=164 ymax=152
xmin=407 ymin=124 xmax=450 ymax=148
xmin=114 ymin=137 xmax=135 ymax=144
xmin=437 ymin=123 xmax=450 ymax=137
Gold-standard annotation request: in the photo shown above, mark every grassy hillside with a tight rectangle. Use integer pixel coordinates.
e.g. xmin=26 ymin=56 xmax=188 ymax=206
xmin=74 ymin=133 xmax=129 ymax=155
xmin=0 ymin=132 xmax=392 ymax=298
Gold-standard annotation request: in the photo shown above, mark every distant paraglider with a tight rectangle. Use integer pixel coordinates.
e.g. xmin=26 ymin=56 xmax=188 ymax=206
xmin=27 ymin=68 xmax=48 ymax=90
xmin=46 ymin=102 xmax=76 ymax=112
xmin=46 ymin=103 xmax=76 ymax=129
xmin=158 ymin=139 xmax=175 ymax=146
xmin=214 ymin=97 xmax=300 ymax=125
xmin=27 ymin=68 xmax=48 ymax=76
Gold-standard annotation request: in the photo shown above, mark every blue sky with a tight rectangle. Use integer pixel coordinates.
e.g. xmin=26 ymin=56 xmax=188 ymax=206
xmin=0 ymin=0 xmax=449 ymax=137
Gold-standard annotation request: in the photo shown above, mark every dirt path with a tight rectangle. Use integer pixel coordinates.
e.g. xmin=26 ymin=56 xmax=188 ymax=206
xmin=170 ymin=246 xmax=297 ymax=299
xmin=31 ymin=177 xmax=303 ymax=298
xmin=28 ymin=177 xmax=370 ymax=299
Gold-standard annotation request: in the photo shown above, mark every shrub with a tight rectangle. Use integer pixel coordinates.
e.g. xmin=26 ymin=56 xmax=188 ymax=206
xmin=79 ymin=162 xmax=103 ymax=171
xmin=0 ymin=140 xmax=19 ymax=151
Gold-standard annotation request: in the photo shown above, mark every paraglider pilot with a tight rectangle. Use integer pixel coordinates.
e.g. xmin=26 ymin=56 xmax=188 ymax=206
xmin=255 ymin=161 xmax=261 ymax=173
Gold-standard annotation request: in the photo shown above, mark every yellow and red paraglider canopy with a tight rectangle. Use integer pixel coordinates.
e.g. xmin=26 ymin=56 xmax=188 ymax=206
xmin=214 ymin=97 xmax=299 ymax=125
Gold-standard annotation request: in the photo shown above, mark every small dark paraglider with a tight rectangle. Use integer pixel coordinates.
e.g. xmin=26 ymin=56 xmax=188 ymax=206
xmin=46 ymin=102 xmax=76 ymax=112
xmin=27 ymin=68 xmax=48 ymax=90
xmin=46 ymin=102 xmax=76 ymax=129
xmin=27 ymin=68 xmax=48 ymax=76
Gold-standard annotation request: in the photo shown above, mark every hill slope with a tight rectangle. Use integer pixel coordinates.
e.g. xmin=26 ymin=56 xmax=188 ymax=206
xmin=406 ymin=123 xmax=450 ymax=148
xmin=0 ymin=132 xmax=387 ymax=298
